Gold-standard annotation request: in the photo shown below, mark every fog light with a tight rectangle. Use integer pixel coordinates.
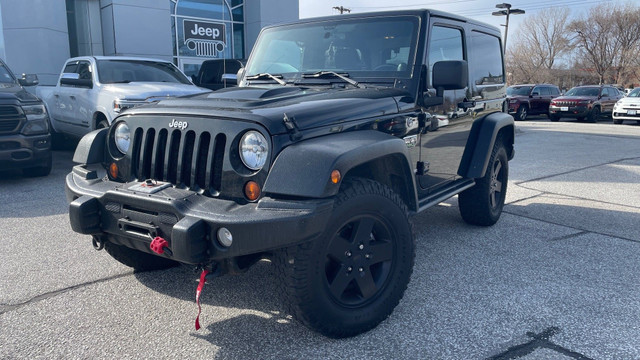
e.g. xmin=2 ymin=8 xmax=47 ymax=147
xmin=244 ymin=181 xmax=261 ymax=201
xmin=217 ymin=227 xmax=233 ymax=247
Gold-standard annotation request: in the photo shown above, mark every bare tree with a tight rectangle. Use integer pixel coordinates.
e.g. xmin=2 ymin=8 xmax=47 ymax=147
xmin=569 ymin=4 xmax=621 ymax=84
xmin=611 ymin=3 xmax=640 ymax=87
xmin=505 ymin=7 xmax=572 ymax=84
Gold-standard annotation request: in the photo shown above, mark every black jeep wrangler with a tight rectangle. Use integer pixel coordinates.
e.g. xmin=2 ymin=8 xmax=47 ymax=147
xmin=66 ymin=10 xmax=514 ymax=338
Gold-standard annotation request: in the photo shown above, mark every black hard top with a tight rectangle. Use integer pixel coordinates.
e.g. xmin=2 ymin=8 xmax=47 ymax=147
xmin=265 ymin=9 xmax=500 ymax=35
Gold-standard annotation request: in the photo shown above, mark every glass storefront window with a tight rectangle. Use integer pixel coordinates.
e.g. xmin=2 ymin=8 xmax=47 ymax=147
xmin=170 ymin=0 xmax=244 ymax=76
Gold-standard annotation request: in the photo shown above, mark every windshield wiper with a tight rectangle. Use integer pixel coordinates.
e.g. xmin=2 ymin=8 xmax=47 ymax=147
xmin=245 ymin=73 xmax=286 ymax=86
xmin=301 ymin=71 xmax=364 ymax=88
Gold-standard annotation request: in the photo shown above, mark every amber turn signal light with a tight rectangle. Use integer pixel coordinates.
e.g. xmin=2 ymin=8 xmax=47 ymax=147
xmin=244 ymin=181 xmax=261 ymax=201
xmin=109 ymin=163 xmax=118 ymax=179
xmin=331 ymin=169 xmax=341 ymax=184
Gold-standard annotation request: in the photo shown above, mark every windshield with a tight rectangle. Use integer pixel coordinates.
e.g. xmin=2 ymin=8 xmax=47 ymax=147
xmin=0 ymin=64 xmax=16 ymax=84
xmin=507 ymin=86 xmax=532 ymax=96
xmin=565 ymin=87 xmax=600 ymax=97
xmin=97 ymin=60 xmax=192 ymax=84
xmin=245 ymin=15 xmax=420 ymax=82
xmin=627 ymin=88 xmax=640 ymax=97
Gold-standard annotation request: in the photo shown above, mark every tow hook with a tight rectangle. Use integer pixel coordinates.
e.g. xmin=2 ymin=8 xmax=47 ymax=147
xmin=91 ymin=236 xmax=105 ymax=251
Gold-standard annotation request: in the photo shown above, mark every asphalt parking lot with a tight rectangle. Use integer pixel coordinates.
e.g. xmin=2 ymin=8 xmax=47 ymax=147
xmin=1 ymin=118 xmax=639 ymax=359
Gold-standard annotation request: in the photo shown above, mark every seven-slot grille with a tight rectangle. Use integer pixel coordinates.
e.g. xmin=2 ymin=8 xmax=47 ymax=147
xmin=130 ymin=127 xmax=226 ymax=195
xmin=0 ymin=106 xmax=24 ymax=134
xmin=553 ymin=101 xmax=580 ymax=107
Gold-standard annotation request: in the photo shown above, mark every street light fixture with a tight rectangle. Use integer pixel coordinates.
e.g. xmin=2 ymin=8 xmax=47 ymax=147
xmin=492 ymin=3 xmax=525 ymax=53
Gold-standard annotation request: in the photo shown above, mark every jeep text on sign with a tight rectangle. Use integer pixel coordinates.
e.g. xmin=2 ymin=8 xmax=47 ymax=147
xmin=183 ymin=20 xmax=226 ymax=43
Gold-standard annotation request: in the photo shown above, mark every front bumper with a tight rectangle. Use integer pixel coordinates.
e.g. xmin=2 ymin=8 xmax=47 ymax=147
xmin=549 ymin=105 xmax=589 ymax=118
xmin=612 ymin=108 xmax=640 ymax=121
xmin=0 ymin=133 xmax=51 ymax=171
xmin=66 ymin=165 xmax=334 ymax=265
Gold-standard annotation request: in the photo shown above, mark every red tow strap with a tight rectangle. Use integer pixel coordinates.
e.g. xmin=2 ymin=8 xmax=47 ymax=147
xmin=195 ymin=268 xmax=210 ymax=331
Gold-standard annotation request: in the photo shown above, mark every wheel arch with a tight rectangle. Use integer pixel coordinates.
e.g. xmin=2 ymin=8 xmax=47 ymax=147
xmin=93 ymin=111 xmax=109 ymax=130
xmin=263 ymin=130 xmax=418 ymax=212
xmin=458 ymin=111 xmax=515 ymax=179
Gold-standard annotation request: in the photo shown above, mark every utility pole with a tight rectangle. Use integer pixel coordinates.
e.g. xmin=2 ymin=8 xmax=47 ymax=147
xmin=492 ymin=3 xmax=525 ymax=53
xmin=333 ymin=6 xmax=351 ymax=14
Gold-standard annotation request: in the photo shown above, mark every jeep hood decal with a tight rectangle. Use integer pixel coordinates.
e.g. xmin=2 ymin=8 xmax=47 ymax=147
xmin=127 ymin=86 xmax=408 ymax=134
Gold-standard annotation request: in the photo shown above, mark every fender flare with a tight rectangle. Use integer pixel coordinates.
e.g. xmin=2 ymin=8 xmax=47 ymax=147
xmin=263 ymin=130 xmax=418 ymax=211
xmin=73 ymin=128 xmax=107 ymax=164
xmin=458 ymin=111 xmax=515 ymax=179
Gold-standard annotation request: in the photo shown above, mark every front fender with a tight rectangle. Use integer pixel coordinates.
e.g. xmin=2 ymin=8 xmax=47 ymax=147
xmin=263 ymin=130 xmax=418 ymax=210
xmin=73 ymin=128 xmax=107 ymax=164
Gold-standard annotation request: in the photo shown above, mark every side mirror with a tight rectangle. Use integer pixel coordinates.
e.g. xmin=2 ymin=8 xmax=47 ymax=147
xmin=221 ymin=73 xmax=237 ymax=87
xmin=531 ymin=91 xmax=539 ymax=97
xmin=423 ymin=60 xmax=468 ymax=108
xmin=236 ymin=67 xmax=246 ymax=85
xmin=60 ymin=73 xmax=93 ymax=88
xmin=191 ymin=74 xmax=198 ymax=85
xmin=18 ymin=73 xmax=39 ymax=87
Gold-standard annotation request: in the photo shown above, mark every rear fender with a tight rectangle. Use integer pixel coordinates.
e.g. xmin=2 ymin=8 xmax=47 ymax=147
xmin=458 ymin=112 xmax=515 ymax=179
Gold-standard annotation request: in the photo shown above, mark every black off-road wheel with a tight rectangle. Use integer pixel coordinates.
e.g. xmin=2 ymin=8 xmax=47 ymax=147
xmin=459 ymin=137 xmax=508 ymax=226
xmin=104 ymin=241 xmax=178 ymax=272
xmin=515 ymin=105 xmax=528 ymax=121
xmin=587 ymin=106 xmax=600 ymax=123
xmin=276 ymin=178 xmax=415 ymax=338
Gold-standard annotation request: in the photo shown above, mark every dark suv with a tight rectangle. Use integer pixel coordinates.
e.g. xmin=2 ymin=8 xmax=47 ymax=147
xmin=0 ymin=59 xmax=51 ymax=176
xmin=549 ymin=85 xmax=623 ymax=122
xmin=507 ymin=84 xmax=560 ymax=121
xmin=66 ymin=10 xmax=514 ymax=338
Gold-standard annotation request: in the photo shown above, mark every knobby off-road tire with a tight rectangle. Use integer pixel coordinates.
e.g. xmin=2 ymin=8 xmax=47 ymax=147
xmin=549 ymin=114 xmax=560 ymax=122
xmin=104 ymin=241 xmax=178 ymax=272
xmin=276 ymin=178 xmax=415 ymax=338
xmin=458 ymin=136 xmax=509 ymax=226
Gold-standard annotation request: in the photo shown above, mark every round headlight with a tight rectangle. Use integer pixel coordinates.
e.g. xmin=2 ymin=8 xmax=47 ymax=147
xmin=114 ymin=122 xmax=130 ymax=154
xmin=239 ymin=131 xmax=268 ymax=170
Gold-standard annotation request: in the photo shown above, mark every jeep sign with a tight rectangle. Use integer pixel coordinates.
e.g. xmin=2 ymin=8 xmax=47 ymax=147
xmin=183 ymin=19 xmax=226 ymax=57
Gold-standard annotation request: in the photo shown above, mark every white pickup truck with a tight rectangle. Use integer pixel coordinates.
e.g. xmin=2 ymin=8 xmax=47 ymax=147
xmin=37 ymin=56 xmax=209 ymax=140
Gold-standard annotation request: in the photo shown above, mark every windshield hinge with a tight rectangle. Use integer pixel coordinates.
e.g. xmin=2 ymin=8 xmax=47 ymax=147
xmin=283 ymin=113 xmax=302 ymax=142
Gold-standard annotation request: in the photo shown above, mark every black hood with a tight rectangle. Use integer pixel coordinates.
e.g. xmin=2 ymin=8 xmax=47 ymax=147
xmin=0 ymin=83 xmax=40 ymax=103
xmin=126 ymin=86 xmax=408 ymax=135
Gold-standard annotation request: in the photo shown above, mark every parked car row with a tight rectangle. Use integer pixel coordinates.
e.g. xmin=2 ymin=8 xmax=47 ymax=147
xmin=1 ymin=55 xmax=248 ymax=178
xmin=36 ymin=56 xmax=210 ymax=142
xmin=0 ymin=58 xmax=52 ymax=177
xmin=507 ymin=83 xmax=631 ymax=123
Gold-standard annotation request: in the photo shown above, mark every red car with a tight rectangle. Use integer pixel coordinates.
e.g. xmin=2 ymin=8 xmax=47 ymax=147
xmin=549 ymin=85 xmax=623 ymax=122
xmin=507 ymin=84 xmax=561 ymax=121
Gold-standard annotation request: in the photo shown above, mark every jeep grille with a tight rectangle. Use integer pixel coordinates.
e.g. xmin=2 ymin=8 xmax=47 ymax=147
xmin=130 ymin=128 xmax=226 ymax=195
xmin=0 ymin=106 xmax=24 ymax=134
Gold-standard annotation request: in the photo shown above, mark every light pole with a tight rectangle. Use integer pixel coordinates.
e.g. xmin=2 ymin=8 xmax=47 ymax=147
xmin=492 ymin=3 xmax=525 ymax=53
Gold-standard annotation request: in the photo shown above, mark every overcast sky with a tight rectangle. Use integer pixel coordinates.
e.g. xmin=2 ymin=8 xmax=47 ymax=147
xmin=299 ymin=0 xmax=631 ymax=40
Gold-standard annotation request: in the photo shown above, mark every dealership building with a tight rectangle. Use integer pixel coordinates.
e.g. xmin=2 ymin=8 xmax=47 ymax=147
xmin=0 ymin=0 xmax=299 ymax=85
